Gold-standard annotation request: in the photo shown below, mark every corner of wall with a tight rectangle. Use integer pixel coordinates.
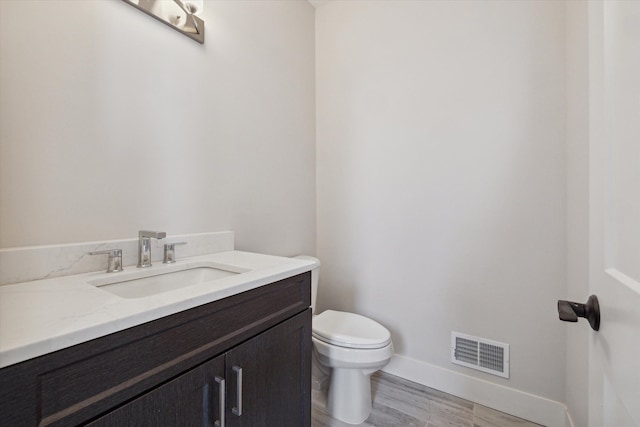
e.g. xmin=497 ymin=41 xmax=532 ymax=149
xmin=563 ymin=1 xmax=591 ymax=426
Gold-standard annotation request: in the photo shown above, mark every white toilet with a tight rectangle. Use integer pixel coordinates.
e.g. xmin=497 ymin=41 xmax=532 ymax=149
xmin=294 ymin=256 xmax=393 ymax=425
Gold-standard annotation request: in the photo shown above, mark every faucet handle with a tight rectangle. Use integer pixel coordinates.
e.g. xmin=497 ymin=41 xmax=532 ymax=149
xmin=163 ymin=242 xmax=187 ymax=264
xmin=89 ymin=249 xmax=124 ymax=273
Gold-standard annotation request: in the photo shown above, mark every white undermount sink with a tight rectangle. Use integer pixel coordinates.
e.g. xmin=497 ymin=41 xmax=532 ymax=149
xmin=89 ymin=265 xmax=240 ymax=299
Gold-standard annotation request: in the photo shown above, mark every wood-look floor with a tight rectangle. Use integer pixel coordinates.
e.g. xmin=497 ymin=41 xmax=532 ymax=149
xmin=312 ymin=372 xmax=544 ymax=427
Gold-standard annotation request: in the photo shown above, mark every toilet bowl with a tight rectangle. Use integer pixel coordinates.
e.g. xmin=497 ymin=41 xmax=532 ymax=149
xmin=294 ymin=256 xmax=394 ymax=425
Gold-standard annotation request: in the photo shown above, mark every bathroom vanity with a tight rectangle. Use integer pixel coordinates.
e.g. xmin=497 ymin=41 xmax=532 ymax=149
xmin=0 ymin=237 xmax=314 ymax=427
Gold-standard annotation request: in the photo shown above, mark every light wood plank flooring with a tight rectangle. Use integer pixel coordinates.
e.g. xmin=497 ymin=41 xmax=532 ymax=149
xmin=312 ymin=372 xmax=544 ymax=427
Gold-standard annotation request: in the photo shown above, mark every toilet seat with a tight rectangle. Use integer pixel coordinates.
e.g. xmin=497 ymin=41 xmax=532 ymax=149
xmin=312 ymin=310 xmax=391 ymax=349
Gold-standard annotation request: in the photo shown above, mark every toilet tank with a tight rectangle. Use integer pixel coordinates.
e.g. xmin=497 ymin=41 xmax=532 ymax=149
xmin=293 ymin=255 xmax=320 ymax=314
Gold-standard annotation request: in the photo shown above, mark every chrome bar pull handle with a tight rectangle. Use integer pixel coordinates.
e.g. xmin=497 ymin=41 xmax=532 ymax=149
xmin=232 ymin=366 xmax=243 ymax=416
xmin=214 ymin=376 xmax=225 ymax=427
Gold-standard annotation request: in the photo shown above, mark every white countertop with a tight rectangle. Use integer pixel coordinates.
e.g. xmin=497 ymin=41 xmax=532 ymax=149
xmin=0 ymin=251 xmax=315 ymax=369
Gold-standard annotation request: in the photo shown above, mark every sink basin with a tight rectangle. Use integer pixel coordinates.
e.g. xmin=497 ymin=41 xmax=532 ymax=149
xmin=91 ymin=266 xmax=239 ymax=299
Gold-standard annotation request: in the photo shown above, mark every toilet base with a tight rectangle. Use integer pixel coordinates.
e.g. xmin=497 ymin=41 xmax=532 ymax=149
xmin=327 ymin=368 xmax=374 ymax=424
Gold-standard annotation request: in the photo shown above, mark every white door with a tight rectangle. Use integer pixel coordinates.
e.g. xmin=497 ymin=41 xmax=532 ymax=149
xmin=588 ymin=1 xmax=640 ymax=426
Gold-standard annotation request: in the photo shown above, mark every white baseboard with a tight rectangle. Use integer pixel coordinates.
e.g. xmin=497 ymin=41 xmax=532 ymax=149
xmin=382 ymin=354 xmax=569 ymax=427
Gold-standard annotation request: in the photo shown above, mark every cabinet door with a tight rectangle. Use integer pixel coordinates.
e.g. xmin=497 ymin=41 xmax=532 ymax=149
xmin=225 ymin=309 xmax=311 ymax=427
xmin=86 ymin=355 xmax=226 ymax=427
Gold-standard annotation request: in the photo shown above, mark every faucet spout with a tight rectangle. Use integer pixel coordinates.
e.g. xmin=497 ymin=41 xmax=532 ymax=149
xmin=137 ymin=230 xmax=166 ymax=268
xmin=139 ymin=230 xmax=167 ymax=239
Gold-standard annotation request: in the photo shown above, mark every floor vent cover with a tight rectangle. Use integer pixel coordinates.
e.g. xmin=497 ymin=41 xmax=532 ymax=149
xmin=451 ymin=332 xmax=509 ymax=378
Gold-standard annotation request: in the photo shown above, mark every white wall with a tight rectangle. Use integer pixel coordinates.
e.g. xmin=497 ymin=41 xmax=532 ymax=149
xmin=0 ymin=0 xmax=316 ymax=255
xmin=1 ymin=0 xmax=595 ymax=421
xmin=316 ymin=0 xmax=567 ymax=404
xmin=565 ymin=2 xmax=590 ymax=425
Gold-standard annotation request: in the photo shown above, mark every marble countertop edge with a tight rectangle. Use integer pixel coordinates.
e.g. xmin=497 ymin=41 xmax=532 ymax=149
xmin=0 ymin=250 xmax=314 ymax=369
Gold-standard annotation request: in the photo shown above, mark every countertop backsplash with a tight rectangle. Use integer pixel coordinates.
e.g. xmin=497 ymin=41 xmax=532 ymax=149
xmin=0 ymin=231 xmax=234 ymax=286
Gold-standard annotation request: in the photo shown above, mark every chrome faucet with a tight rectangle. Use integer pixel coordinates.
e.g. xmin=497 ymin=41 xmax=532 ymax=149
xmin=163 ymin=242 xmax=187 ymax=264
xmin=137 ymin=230 xmax=166 ymax=268
xmin=89 ymin=249 xmax=124 ymax=273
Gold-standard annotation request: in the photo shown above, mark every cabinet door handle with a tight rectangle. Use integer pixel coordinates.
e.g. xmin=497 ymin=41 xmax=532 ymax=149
xmin=232 ymin=365 xmax=243 ymax=416
xmin=214 ymin=376 xmax=225 ymax=427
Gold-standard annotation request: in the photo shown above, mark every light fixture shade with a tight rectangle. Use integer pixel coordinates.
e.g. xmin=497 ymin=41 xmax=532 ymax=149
xmin=163 ymin=1 xmax=187 ymax=28
xmin=183 ymin=0 xmax=204 ymax=15
xmin=123 ymin=0 xmax=205 ymax=44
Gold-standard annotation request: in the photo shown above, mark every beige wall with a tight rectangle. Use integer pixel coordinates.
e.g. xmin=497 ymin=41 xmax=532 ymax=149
xmin=0 ymin=0 xmax=316 ymax=256
xmin=316 ymin=0 xmax=567 ymax=402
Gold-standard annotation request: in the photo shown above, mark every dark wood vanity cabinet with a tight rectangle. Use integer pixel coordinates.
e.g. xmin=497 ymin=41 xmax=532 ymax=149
xmin=87 ymin=355 xmax=227 ymax=426
xmin=0 ymin=273 xmax=312 ymax=427
xmin=87 ymin=312 xmax=310 ymax=427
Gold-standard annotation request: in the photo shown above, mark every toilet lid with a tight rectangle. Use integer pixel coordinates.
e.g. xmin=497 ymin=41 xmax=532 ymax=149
xmin=312 ymin=310 xmax=391 ymax=349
